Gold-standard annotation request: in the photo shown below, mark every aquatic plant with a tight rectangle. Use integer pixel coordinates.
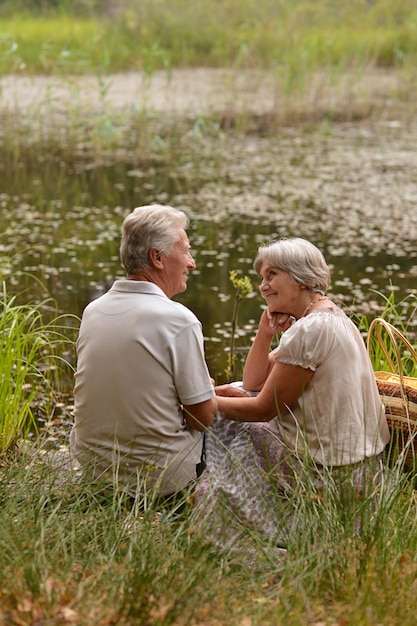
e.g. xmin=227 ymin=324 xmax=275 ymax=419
xmin=357 ymin=291 xmax=417 ymax=376
xmin=0 ymin=276 xmax=77 ymax=452
xmin=225 ymin=270 xmax=253 ymax=381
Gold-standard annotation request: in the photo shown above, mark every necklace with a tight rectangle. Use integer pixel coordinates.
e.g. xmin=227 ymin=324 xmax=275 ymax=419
xmin=302 ymin=295 xmax=327 ymax=317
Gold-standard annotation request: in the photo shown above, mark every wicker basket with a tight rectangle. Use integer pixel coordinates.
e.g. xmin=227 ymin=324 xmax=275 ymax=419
xmin=367 ymin=318 xmax=417 ymax=472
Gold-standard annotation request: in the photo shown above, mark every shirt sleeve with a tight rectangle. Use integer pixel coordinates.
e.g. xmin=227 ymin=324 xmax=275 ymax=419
xmin=170 ymin=322 xmax=215 ymax=405
xmin=273 ymin=314 xmax=334 ymax=371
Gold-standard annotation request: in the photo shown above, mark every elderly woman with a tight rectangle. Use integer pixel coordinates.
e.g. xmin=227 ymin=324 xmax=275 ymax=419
xmin=195 ymin=237 xmax=390 ymax=547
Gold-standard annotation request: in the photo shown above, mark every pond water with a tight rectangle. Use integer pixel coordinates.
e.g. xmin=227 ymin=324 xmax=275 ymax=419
xmin=1 ymin=120 xmax=417 ymax=385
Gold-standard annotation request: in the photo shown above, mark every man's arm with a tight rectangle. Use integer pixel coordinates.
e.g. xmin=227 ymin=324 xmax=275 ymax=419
xmin=183 ymin=397 xmax=217 ymax=431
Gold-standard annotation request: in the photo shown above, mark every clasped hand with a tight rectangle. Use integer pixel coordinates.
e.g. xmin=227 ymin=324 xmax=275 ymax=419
xmin=214 ymin=384 xmax=249 ymax=397
xmin=263 ymin=309 xmax=292 ymax=334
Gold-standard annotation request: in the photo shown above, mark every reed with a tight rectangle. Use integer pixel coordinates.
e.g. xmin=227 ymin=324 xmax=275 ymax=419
xmin=1 ymin=419 xmax=417 ymax=624
xmin=358 ymin=292 xmax=417 ymax=376
xmin=1 ymin=283 xmax=417 ymax=624
xmin=0 ymin=275 xmax=77 ymax=452
xmin=1 ymin=0 xmax=417 ymax=74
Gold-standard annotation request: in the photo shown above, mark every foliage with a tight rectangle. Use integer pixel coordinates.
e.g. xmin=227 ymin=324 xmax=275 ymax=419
xmin=357 ymin=292 xmax=417 ymax=377
xmin=225 ymin=270 xmax=253 ymax=381
xmin=1 ymin=432 xmax=417 ymax=624
xmin=0 ymin=0 xmax=104 ymax=17
xmin=0 ymin=276 xmax=77 ymax=452
xmin=0 ymin=3 xmax=417 ymax=621
xmin=0 ymin=0 xmax=417 ymax=74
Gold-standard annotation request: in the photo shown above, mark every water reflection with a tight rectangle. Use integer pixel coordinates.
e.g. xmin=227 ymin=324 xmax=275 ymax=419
xmin=1 ymin=199 xmax=416 ymax=385
xmin=184 ymin=219 xmax=417 ymax=381
xmin=3 ymin=219 xmax=417 ymax=382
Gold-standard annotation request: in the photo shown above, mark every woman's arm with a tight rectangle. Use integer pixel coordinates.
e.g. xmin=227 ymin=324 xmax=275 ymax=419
xmin=242 ymin=310 xmax=292 ymax=392
xmin=218 ymin=360 xmax=314 ymax=422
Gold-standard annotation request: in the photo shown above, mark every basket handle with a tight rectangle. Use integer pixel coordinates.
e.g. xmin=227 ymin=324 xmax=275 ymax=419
xmin=366 ymin=317 xmax=417 ymax=386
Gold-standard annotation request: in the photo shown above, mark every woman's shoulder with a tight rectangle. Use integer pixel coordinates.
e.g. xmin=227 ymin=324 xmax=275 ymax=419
xmin=281 ymin=306 xmax=348 ymax=349
xmin=294 ymin=305 xmax=347 ymax=331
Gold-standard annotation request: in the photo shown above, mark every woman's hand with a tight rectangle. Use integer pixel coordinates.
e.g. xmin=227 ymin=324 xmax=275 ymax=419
xmin=215 ymin=384 xmax=249 ymax=398
xmin=259 ymin=309 xmax=292 ymax=335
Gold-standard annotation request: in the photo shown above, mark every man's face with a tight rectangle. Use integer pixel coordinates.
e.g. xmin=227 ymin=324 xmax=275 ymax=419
xmin=162 ymin=229 xmax=196 ymax=297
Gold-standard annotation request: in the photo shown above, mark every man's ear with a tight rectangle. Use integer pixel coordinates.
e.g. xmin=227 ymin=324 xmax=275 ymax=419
xmin=149 ymin=247 xmax=164 ymax=269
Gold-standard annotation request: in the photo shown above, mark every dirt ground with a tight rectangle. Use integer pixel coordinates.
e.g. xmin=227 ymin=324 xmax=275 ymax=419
xmin=0 ymin=67 xmax=406 ymax=121
xmin=1 ymin=68 xmax=276 ymax=117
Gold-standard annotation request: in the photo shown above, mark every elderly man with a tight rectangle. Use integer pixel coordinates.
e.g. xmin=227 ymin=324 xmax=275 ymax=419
xmin=70 ymin=204 xmax=217 ymax=503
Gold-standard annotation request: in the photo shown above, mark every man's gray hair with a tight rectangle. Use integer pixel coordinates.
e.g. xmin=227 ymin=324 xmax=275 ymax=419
xmin=253 ymin=237 xmax=331 ymax=294
xmin=120 ymin=204 xmax=189 ymax=275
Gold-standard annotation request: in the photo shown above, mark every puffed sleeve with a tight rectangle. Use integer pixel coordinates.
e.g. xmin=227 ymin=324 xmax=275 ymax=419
xmin=272 ymin=314 xmax=335 ymax=371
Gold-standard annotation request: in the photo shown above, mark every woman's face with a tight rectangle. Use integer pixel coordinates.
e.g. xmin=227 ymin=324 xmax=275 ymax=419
xmin=258 ymin=262 xmax=303 ymax=314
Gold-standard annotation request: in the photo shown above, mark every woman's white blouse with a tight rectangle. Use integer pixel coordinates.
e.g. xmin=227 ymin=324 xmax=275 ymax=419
xmin=272 ymin=307 xmax=390 ymax=466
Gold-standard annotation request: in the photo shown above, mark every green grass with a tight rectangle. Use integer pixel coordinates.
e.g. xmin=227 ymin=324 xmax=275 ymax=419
xmin=358 ymin=292 xmax=417 ymax=377
xmin=1 ymin=0 xmax=417 ymax=75
xmin=0 ymin=275 xmax=77 ymax=452
xmin=1 ymin=425 xmax=417 ymax=625
xmin=1 ymin=288 xmax=417 ymax=624
xmin=0 ymin=17 xmax=110 ymax=74
xmin=1 ymin=2 xmax=417 ymax=622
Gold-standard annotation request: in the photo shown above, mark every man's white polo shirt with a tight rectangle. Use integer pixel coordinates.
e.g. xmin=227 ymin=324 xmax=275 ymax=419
xmin=71 ymin=280 xmax=215 ymax=496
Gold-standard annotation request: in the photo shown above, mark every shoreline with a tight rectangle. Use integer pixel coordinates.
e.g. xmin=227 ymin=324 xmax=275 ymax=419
xmin=1 ymin=67 xmax=411 ymax=125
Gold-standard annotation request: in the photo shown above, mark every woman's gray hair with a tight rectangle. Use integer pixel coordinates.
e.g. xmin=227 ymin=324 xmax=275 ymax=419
xmin=120 ymin=204 xmax=189 ymax=274
xmin=253 ymin=237 xmax=331 ymax=294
